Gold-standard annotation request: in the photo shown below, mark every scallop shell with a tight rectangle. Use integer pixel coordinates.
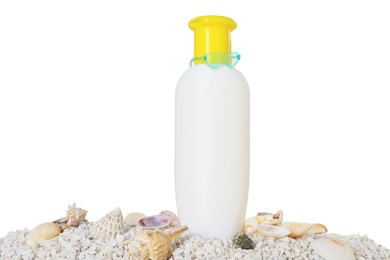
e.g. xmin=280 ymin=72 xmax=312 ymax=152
xmin=311 ymin=238 xmax=356 ymax=260
xmin=159 ymin=210 xmax=180 ymax=227
xmin=53 ymin=203 xmax=88 ymax=231
xmin=256 ymin=210 xmax=283 ymax=225
xmin=92 ymin=207 xmax=125 ymax=239
xmin=26 ymin=222 xmax=61 ymax=247
xmin=123 ymin=226 xmax=188 ymax=260
xmin=281 ymin=222 xmax=313 ymax=238
xmin=124 ymin=212 xmax=146 ymax=227
xmin=138 ymin=215 xmax=170 ymax=229
xmin=307 ymin=223 xmax=328 ymax=234
xmin=255 ymin=224 xmax=291 ymax=239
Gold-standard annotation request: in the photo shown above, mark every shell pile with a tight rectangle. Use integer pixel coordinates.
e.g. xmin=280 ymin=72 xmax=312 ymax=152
xmin=123 ymin=226 xmax=188 ymax=260
xmin=53 ymin=203 xmax=88 ymax=232
xmin=244 ymin=210 xmax=328 ymax=239
xmin=91 ymin=207 xmax=125 ymax=240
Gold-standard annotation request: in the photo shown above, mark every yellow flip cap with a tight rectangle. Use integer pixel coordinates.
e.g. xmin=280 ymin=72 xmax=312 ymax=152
xmin=189 ymin=15 xmax=237 ymax=65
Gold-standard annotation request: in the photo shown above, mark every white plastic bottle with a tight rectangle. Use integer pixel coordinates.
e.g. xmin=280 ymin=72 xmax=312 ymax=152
xmin=175 ymin=16 xmax=250 ymax=239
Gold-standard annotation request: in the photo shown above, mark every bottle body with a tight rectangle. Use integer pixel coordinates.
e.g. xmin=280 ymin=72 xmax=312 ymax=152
xmin=175 ymin=64 xmax=249 ymax=239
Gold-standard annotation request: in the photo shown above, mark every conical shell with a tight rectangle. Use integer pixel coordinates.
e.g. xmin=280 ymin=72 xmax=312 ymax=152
xmin=26 ymin=222 xmax=61 ymax=247
xmin=254 ymin=224 xmax=291 ymax=239
xmin=124 ymin=226 xmax=188 ymax=260
xmin=311 ymin=238 xmax=356 ymax=260
xmin=281 ymin=222 xmax=313 ymax=238
xmin=53 ymin=203 xmax=88 ymax=231
xmin=92 ymin=207 xmax=125 ymax=239
xmin=307 ymin=223 xmax=328 ymax=234
xmin=124 ymin=212 xmax=146 ymax=227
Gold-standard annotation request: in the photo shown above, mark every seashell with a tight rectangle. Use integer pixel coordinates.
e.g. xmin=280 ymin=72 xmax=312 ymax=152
xmin=244 ymin=210 xmax=283 ymax=237
xmin=123 ymin=226 xmax=188 ymax=260
xmin=281 ymin=222 xmax=313 ymax=238
xmin=307 ymin=223 xmax=328 ymax=234
xmin=138 ymin=215 xmax=170 ymax=229
xmin=26 ymin=222 xmax=61 ymax=247
xmin=254 ymin=224 xmax=291 ymax=239
xmin=158 ymin=210 xmax=180 ymax=227
xmin=124 ymin=212 xmax=146 ymax=227
xmin=92 ymin=207 xmax=125 ymax=239
xmin=256 ymin=210 xmax=283 ymax=225
xmin=53 ymin=203 xmax=88 ymax=232
xmin=311 ymin=238 xmax=356 ymax=260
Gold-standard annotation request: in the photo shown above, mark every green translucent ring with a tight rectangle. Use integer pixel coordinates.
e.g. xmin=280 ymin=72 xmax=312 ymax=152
xmin=189 ymin=52 xmax=241 ymax=69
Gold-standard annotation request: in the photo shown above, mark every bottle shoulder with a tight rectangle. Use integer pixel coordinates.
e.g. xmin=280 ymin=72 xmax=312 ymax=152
xmin=177 ymin=65 xmax=249 ymax=88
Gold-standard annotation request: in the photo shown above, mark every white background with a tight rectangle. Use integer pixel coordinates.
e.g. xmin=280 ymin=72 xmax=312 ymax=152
xmin=1 ymin=0 xmax=389 ymax=249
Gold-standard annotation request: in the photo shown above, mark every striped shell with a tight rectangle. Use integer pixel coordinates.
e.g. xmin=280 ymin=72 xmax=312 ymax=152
xmin=92 ymin=207 xmax=125 ymax=239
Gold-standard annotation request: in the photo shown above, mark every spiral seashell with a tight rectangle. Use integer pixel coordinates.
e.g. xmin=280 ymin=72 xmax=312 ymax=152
xmin=123 ymin=226 xmax=188 ymax=259
xmin=281 ymin=222 xmax=313 ymax=238
xmin=92 ymin=207 xmax=125 ymax=239
xmin=26 ymin=222 xmax=61 ymax=247
xmin=53 ymin=203 xmax=88 ymax=232
xmin=311 ymin=238 xmax=356 ymax=260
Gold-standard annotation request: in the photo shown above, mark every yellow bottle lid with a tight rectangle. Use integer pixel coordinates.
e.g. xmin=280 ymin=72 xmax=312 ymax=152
xmin=189 ymin=15 xmax=237 ymax=65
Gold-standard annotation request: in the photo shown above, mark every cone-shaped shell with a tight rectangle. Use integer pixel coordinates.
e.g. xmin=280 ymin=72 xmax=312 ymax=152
xmin=92 ymin=207 xmax=125 ymax=239
xmin=281 ymin=222 xmax=313 ymax=238
xmin=307 ymin=223 xmax=328 ymax=234
xmin=124 ymin=212 xmax=146 ymax=227
xmin=26 ymin=222 xmax=61 ymax=246
xmin=255 ymin=224 xmax=291 ymax=239
xmin=311 ymin=238 xmax=356 ymax=260
xmin=125 ymin=226 xmax=188 ymax=259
